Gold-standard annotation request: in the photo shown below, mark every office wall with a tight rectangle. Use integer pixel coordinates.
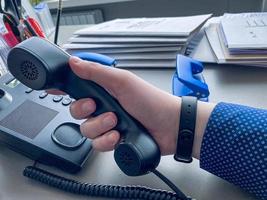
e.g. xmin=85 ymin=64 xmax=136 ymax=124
xmin=263 ymin=0 xmax=267 ymax=11
xmin=53 ymin=0 xmax=262 ymax=21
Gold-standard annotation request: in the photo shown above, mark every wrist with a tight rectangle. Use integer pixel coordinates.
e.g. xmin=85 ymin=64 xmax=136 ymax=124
xmin=157 ymin=95 xmax=181 ymax=156
xmin=172 ymin=97 xmax=216 ymax=160
xmin=168 ymin=96 xmax=182 ymax=156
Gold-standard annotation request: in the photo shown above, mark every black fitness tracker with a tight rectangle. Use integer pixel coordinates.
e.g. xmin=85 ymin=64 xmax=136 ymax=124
xmin=174 ymin=96 xmax=198 ymax=163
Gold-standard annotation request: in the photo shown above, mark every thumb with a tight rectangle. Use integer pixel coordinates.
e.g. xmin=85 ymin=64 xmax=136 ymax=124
xmin=69 ymin=56 xmax=130 ymax=97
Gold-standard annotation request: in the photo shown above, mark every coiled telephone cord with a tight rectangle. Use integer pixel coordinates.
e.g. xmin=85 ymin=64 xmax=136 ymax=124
xmin=23 ymin=166 xmax=192 ymax=200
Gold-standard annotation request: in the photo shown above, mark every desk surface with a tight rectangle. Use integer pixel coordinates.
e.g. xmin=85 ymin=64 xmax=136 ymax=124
xmin=0 ymin=64 xmax=265 ymax=200
xmin=0 ymin=26 xmax=265 ymax=200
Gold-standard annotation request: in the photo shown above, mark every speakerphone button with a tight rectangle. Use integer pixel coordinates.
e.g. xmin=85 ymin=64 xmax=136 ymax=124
xmin=53 ymin=95 xmax=63 ymax=102
xmin=52 ymin=123 xmax=86 ymax=149
xmin=25 ymin=88 xmax=33 ymax=93
xmin=39 ymin=92 xmax=48 ymax=99
xmin=62 ymin=98 xmax=72 ymax=106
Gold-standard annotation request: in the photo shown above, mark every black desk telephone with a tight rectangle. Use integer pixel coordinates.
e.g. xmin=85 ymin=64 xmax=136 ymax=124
xmin=0 ymin=37 xmax=191 ymax=200
xmin=0 ymin=72 xmax=92 ymax=173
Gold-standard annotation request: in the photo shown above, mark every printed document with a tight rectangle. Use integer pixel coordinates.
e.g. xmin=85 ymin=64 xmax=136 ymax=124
xmin=220 ymin=13 xmax=267 ymax=49
xmin=74 ymin=14 xmax=212 ymax=37
xmin=68 ymin=36 xmax=188 ymax=43
xmin=205 ymin=24 xmax=267 ymax=65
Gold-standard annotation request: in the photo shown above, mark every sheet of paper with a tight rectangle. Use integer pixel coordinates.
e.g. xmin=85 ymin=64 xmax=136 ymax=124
xmin=189 ymin=34 xmax=217 ymax=63
xmin=188 ymin=17 xmax=221 ymax=62
xmin=74 ymin=14 xmax=212 ymax=37
xmin=68 ymin=36 xmax=188 ymax=43
xmin=220 ymin=12 xmax=267 ymax=49
xmin=63 ymin=43 xmax=181 ymax=49
xmin=205 ymin=24 xmax=267 ymax=66
xmin=101 ymin=52 xmax=179 ymax=60
xmin=64 ymin=45 xmax=182 ymax=53
xmin=217 ymin=25 xmax=267 ymax=61
xmin=228 ymin=49 xmax=267 ymax=55
xmin=205 ymin=24 xmax=226 ymax=63
xmin=116 ymin=60 xmax=176 ymax=68
xmin=66 ymin=48 xmax=182 ymax=56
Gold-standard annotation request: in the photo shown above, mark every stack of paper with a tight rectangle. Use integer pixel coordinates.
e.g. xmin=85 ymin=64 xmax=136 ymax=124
xmin=220 ymin=13 xmax=267 ymax=53
xmin=196 ymin=13 xmax=267 ymax=67
xmin=63 ymin=14 xmax=212 ymax=68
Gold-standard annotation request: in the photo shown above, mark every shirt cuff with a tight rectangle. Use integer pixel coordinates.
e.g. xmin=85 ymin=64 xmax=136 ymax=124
xmin=200 ymin=102 xmax=267 ymax=200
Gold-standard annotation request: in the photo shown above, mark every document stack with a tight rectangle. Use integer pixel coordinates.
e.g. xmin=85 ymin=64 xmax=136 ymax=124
xmin=201 ymin=13 xmax=267 ymax=67
xmin=63 ymin=14 xmax=212 ymax=68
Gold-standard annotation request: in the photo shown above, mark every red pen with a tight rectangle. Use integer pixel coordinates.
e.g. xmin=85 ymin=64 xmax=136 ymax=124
xmin=27 ymin=17 xmax=46 ymax=38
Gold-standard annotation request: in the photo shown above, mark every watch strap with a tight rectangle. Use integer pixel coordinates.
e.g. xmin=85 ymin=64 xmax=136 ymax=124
xmin=174 ymin=96 xmax=197 ymax=163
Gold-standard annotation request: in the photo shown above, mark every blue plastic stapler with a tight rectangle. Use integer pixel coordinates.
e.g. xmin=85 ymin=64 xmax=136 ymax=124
xmin=172 ymin=55 xmax=210 ymax=102
xmin=73 ymin=52 xmax=117 ymax=67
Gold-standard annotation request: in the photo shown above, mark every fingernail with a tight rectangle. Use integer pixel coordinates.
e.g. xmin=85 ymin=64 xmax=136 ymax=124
xmin=82 ymin=101 xmax=94 ymax=114
xmin=108 ymin=132 xmax=119 ymax=145
xmin=103 ymin=115 xmax=115 ymax=128
xmin=70 ymin=56 xmax=82 ymax=64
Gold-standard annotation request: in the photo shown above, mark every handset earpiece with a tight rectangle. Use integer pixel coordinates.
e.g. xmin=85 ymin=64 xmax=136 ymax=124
xmin=7 ymin=37 xmax=161 ymax=176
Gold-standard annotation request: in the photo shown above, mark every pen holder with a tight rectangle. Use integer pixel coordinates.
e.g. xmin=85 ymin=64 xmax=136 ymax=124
xmin=34 ymin=2 xmax=55 ymax=37
xmin=172 ymin=55 xmax=210 ymax=102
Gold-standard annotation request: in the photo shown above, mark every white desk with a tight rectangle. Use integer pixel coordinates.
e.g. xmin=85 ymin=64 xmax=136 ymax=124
xmin=0 ymin=26 xmax=264 ymax=200
xmin=0 ymin=65 xmax=263 ymax=200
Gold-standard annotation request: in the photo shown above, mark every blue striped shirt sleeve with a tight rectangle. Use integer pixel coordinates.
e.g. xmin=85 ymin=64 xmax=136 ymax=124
xmin=200 ymin=102 xmax=267 ymax=200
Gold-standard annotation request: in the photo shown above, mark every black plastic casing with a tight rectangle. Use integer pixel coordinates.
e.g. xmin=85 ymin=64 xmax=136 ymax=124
xmin=7 ymin=37 xmax=161 ymax=176
xmin=0 ymin=73 xmax=92 ymax=173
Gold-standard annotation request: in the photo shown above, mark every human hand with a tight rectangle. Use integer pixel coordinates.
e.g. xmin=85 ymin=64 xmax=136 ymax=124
xmin=54 ymin=56 xmax=181 ymax=155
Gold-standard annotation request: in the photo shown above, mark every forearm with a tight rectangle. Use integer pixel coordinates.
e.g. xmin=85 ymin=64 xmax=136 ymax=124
xmin=199 ymin=103 xmax=267 ymax=199
xmin=175 ymin=100 xmax=266 ymax=199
